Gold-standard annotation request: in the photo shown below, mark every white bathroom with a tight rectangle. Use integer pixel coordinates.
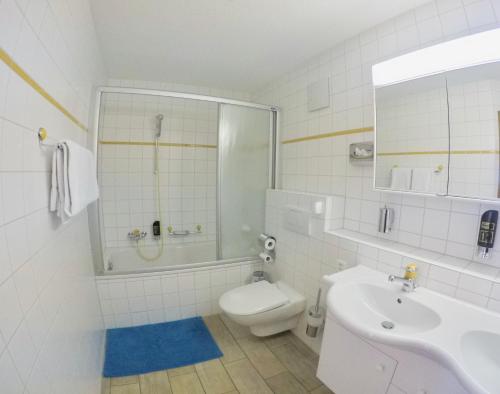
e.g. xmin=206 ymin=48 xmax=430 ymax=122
xmin=1 ymin=0 xmax=500 ymax=393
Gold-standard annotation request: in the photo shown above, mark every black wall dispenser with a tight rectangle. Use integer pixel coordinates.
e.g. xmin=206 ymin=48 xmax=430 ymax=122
xmin=153 ymin=221 xmax=161 ymax=237
xmin=477 ymin=210 xmax=498 ymax=259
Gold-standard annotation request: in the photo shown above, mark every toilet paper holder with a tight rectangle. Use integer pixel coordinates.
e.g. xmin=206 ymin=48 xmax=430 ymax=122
xmin=258 ymin=233 xmax=276 ymax=251
xmin=258 ymin=233 xmax=276 ymax=263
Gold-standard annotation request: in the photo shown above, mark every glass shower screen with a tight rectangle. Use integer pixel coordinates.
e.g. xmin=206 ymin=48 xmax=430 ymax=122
xmin=218 ymin=104 xmax=274 ymax=260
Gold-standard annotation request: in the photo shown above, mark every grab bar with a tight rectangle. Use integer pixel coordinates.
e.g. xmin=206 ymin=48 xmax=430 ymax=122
xmin=167 ymin=225 xmax=202 ymax=237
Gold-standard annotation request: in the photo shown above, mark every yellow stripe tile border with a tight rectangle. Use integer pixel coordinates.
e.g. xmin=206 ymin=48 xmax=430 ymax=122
xmin=378 ymin=150 xmax=500 ymax=156
xmin=281 ymin=126 xmax=373 ymax=144
xmin=99 ymin=140 xmax=217 ymax=149
xmin=0 ymin=48 xmax=87 ymax=131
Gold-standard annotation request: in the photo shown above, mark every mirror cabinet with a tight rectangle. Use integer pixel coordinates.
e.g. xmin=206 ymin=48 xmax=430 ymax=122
xmin=373 ymin=29 xmax=500 ymax=202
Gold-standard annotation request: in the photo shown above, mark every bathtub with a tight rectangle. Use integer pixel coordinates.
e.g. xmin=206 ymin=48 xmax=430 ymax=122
xmin=104 ymin=241 xmax=254 ymax=275
xmin=96 ymin=245 xmax=263 ymax=328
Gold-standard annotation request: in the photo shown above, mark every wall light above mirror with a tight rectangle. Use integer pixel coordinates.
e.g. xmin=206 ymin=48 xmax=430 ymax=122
xmin=373 ymin=28 xmax=500 ymax=202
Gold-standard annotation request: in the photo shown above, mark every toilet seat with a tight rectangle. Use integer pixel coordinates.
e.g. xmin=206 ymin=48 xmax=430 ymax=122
xmin=219 ymin=280 xmax=306 ymax=336
xmin=219 ymin=280 xmax=289 ymax=316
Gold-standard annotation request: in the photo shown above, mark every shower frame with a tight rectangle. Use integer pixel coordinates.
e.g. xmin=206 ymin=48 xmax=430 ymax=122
xmin=90 ymin=86 xmax=280 ymax=273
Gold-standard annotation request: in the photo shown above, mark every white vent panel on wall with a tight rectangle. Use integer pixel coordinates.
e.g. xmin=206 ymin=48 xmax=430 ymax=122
xmin=307 ymin=77 xmax=330 ymax=111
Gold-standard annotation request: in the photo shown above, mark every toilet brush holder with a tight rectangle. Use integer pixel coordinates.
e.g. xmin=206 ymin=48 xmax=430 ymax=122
xmin=306 ymin=307 xmax=324 ymax=337
xmin=306 ymin=288 xmax=325 ymax=338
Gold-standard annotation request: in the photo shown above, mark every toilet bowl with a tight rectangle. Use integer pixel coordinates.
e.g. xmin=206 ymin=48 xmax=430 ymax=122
xmin=219 ymin=280 xmax=306 ymax=336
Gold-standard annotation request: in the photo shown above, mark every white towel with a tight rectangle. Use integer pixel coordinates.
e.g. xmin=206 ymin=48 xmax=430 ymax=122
xmin=50 ymin=140 xmax=99 ymax=221
xmin=411 ymin=168 xmax=432 ymax=192
xmin=390 ymin=167 xmax=412 ymax=191
xmin=50 ymin=145 xmax=68 ymax=221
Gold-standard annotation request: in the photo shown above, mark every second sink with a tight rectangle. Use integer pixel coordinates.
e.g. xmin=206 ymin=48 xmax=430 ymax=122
xmin=332 ymin=282 xmax=441 ymax=334
xmin=461 ymin=330 xmax=500 ymax=393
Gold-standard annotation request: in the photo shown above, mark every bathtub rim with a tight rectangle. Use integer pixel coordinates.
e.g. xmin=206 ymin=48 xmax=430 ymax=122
xmin=96 ymin=256 xmax=260 ymax=280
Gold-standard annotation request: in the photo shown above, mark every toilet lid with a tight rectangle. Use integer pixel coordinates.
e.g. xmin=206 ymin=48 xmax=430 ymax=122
xmin=219 ymin=280 xmax=289 ymax=316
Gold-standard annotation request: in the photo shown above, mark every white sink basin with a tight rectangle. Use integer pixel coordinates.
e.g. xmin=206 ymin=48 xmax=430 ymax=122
xmin=461 ymin=331 xmax=500 ymax=393
xmin=346 ymin=283 xmax=441 ymax=334
xmin=324 ymin=265 xmax=500 ymax=394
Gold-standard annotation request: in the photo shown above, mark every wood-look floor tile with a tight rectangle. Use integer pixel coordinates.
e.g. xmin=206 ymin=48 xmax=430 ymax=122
xmin=139 ymin=370 xmax=172 ymax=394
xmin=264 ymin=331 xmax=318 ymax=359
xmin=310 ymin=385 xmax=335 ymax=394
xmin=224 ymin=358 xmax=273 ymax=394
xmin=169 ymin=372 xmax=205 ymax=394
xmin=219 ymin=313 xmax=251 ymax=339
xmin=237 ymin=336 xmax=286 ymax=378
xmin=287 ymin=334 xmax=320 ymax=361
xmin=195 ymin=358 xmax=236 ymax=393
xmin=101 ymin=378 xmax=111 ymax=394
xmin=272 ymin=344 xmax=322 ymax=391
xmin=203 ymin=316 xmax=245 ymax=364
xmin=263 ymin=331 xmax=293 ymax=348
xmin=110 ymin=383 xmax=141 ymax=394
xmin=167 ymin=365 xmax=196 ymax=377
xmin=110 ymin=376 xmax=139 ymax=386
xmin=265 ymin=371 xmax=308 ymax=394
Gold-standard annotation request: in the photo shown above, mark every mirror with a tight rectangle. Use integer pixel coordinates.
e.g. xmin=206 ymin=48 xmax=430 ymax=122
xmin=373 ymin=27 xmax=500 ymax=201
xmin=446 ymin=62 xmax=500 ymax=200
xmin=374 ymin=74 xmax=449 ymax=195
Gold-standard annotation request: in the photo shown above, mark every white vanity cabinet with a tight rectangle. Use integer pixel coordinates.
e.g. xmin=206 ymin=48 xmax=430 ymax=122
xmin=388 ymin=344 xmax=469 ymax=394
xmin=318 ymin=315 xmax=468 ymax=394
xmin=317 ymin=316 xmax=397 ymax=394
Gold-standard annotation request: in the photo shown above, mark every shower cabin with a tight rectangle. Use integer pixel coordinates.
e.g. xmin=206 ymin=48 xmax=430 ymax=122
xmin=90 ymin=87 xmax=278 ymax=275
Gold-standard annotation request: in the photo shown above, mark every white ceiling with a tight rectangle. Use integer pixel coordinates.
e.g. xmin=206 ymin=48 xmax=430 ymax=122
xmin=90 ymin=0 xmax=429 ymax=92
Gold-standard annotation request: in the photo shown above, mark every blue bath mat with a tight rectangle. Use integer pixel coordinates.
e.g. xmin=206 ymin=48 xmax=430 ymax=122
xmin=103 ymin=317 xmax=223 ymax=377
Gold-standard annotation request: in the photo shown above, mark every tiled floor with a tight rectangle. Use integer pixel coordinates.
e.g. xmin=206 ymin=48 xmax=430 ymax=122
xmin=102 ymin=314 xmax=334 ymax=394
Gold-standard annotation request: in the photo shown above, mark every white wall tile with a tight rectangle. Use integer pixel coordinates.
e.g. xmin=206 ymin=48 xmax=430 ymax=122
xmin=448 ymin=213 xmax=478 ymax=245
xmin=0 ymin=278 xmax=23 ymax=343
xmin=7 ymin=320 xmax=37 ymax=383
xmin=144 ymin=278 xmax=162 ymax=295
xmin=5 ymin=218 xmax=28 ymax=271
xmin=458 ymin=273 xmax=492 ymax=296
xmin=0 ymin=0 xmax=106 ymax=390
xmin=464 ymin=0 xmax=497 ymax=29
xmin=0 ymin=350 xmax=24 ymax=393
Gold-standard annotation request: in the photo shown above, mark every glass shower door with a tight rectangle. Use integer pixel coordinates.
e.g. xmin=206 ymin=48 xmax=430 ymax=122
xmin=218 ymin=104 xmax=274 ymax=260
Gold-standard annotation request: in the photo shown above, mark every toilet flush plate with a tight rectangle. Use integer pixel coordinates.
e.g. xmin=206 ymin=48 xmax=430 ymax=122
xmin=283 ymin=206 xmax=310 ymax=236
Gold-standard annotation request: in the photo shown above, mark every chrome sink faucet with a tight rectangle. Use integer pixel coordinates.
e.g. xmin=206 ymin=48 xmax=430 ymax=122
xmin=388 ymin=274 xmax=416 ymax=292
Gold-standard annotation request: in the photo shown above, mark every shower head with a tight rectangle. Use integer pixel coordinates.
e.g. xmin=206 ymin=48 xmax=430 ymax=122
xmin=156 ymin=114 xmax=164 ymax=138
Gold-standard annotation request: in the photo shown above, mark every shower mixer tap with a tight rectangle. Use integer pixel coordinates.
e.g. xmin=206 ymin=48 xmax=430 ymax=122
xmin=128 ymin=229 xmax=147 ymax=241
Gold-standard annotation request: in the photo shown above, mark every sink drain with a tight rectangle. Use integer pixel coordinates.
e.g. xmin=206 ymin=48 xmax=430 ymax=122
xmin=381 ymin=321 xmax=394 ymax=329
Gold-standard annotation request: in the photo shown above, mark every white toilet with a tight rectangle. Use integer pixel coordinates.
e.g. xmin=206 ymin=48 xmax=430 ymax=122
xmin=219 ymin=280 xmax=306 ymax=336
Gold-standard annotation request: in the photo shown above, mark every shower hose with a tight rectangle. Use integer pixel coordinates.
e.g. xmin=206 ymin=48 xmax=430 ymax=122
xmin=135 ymin=138 xmax=164 ymax=261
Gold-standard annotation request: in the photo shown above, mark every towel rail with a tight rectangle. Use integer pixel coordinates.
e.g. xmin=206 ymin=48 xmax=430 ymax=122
xmin=38 ymin=127 xmax=62 ymax=149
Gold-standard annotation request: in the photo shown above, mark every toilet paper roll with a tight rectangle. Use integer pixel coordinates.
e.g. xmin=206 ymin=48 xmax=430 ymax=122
xmin=258 ymin=233 xmax=276 ymax=251
xmin=259 ymin=252 xmax=274 ymax=264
